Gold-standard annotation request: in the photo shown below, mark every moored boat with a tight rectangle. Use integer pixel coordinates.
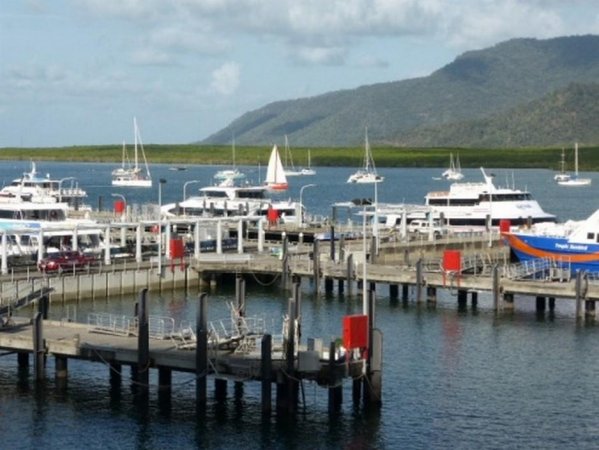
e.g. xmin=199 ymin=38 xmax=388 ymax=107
xmin=503 ymin=209 xmax=599 ymax=273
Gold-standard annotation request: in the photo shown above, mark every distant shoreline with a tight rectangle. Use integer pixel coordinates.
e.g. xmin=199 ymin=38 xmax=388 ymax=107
xmin=0 ymin=144 xmax=597 ymax=170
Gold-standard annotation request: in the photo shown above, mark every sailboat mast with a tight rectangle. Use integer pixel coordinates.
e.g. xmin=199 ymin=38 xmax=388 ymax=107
xmin=575 ymin=142 xmax=579 ymax=176
xmin=133 ymin=117 xmax=139 ymax=170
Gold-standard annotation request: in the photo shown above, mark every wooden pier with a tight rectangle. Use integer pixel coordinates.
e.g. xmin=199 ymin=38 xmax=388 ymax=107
xmin=0 ymin=283 xmax=382 ymax=415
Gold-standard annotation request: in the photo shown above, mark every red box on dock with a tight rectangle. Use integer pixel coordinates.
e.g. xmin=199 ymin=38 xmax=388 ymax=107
xmin=170 ymin=239 xmax=185 ymax=258
xmin=343 ymin=314 xmax=368 ymax=349
xmin=443 ymin=250 xmax=461 ymax=272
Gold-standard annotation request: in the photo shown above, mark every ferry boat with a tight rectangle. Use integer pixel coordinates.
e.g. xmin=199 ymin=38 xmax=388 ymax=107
xmin=503 ymin=209 xmax=599 ymax=273
xmin=377 ymin=168 xmax=555 ymax=229
xmin=1 ymin=161 xmax=88 ymax=210
xmin=161 ymin=179 xmax=302 ymax=225
xmin=0 ymin=196 xmax=103 ymax=258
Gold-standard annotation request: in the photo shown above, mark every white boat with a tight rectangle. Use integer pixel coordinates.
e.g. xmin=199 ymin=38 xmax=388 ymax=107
xmin=441 ymin=153 xmax=464 ymax=181
xmin=112 ymin=117 xmax=152 ymax=188
xmin=377 ymin=168 xmax=555 ymax=229
xmin=0 ymin=161 xmax=89 ymax=210
xmin=214 ymin=137 xmax=245 ymax=181
xmin=161 ymin=180 xmax=302 ymax=225
xmin=300 ymin=149 xmax=316 ymax=176
xmin=554 ymin=148 xmax=570 ymax=182
xmin=347 ymin=128 xmax=383 ymax=184
xmin=282 ymin=135 xmax=302 ymax=177
xmin=557 ymin=142 xmax=591 ymax=186
xmin=264 ymin=145 xmax=288 ymax=191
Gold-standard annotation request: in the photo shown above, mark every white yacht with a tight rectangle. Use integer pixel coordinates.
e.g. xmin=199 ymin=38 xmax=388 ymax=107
xmin=347 ymin=128 xmax=383 ymax=184
xmin=112 ymin=117 xmax=152 ymax=188
xmin=161 ymin=179 xmax=302 ymax=225
xmin=1 ymin=161 xmax=88 ymax=210
xmin=378 ymin=168 xmax=555 ymax=229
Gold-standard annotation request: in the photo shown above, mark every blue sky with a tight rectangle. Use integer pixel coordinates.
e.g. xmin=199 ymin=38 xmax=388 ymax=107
xmin=1 ymin=0 xmax=598 ymax=147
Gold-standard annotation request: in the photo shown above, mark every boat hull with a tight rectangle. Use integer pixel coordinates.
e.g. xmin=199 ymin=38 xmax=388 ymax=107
xmin=112 ymin=179 xmax=152 ymax=188
xmin=504 ymin=232 xmax=599 ymax=273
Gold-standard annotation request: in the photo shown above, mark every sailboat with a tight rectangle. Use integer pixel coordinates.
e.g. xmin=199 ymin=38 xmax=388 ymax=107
xmin=554 ymin=148 xmax=570 ymax=182
xmin=441 ymin=153 xmax=464 ymax=181
xmin=347 ymin=128 xmax=383 ymax=183
xmin=264 ymin=144 xmax=288 ymax=191
xmin=283 ymin=135 xmax=302 ymax=177
xmin=112 ymin=117 xmax=152 ymax=187
xmin=300 ymin=149 xmax=316 ymax=176
xmin=557 ymin=142 xmax=591 ymax=186
xmin=214 ymin=137 xmax=245 ymax=182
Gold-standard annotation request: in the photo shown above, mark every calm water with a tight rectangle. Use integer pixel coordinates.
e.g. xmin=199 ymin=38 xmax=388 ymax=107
xmin=1 ymin=162 xmax=599 ymax=449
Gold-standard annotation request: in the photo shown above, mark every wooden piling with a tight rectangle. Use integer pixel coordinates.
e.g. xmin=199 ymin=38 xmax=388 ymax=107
xmin=415 ymin=259 xmax=423 ymax=302
xmin=492 ymin=264 xmax=500 ymax=311
xmin=313 ymin=240 xmax=320 ymax=293
xmin=389 ymin=284 xmax=399 ymax=302
xmin=536 ymin=296 xmax=546 ymax=313
xmin=346 ymin=253 xmax=353 ymax=296
xmin=136 ymin=288 xmax=150 ymax=391
xmin=261 ymin=334 xmax=272 ymax=415
xmin=196 ymin=293 xmax=208 ymax=411
xmin=328 ymin=341 xmax=342 ymax=412
xmin=215 ymin=378 xmax=228 ymax=401
xmin=471 ymin=291 xmax=478 ymax=307
xmin=17 ymin=351 xmax=29 ymax=368
xmin=32 ymin=312 xmax=44 ymax=381
xmin=329 ymin=225 xmax=335 ymax=261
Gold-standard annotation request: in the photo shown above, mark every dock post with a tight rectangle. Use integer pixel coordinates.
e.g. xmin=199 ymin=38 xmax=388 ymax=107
xmin=109 ymin=362 xmax=122 ymax=388
xmin=283 ymin=298 xmax=298 ymax=414
xmin=38 ymin=294 xmax=49 ymax=320
xmin=346 ymin=253 xmax=354 ymax=296
xmin=575 ymin=270 xmax=588 ymax=320
xmin=158 ymin=366 xmax=172 ymax=413
xmin=32 ymin=312 xmax=45 ymax=381
xmin=215 ymin=378 xmax=228 ymax=401
xmin=339 ymin=235 xmax=345 ymax=262
xmin=136 ymin=224 xmax=143 ymax=263
xmin=55 ymin=355 xmax=68 ymax=389
xmin=415 ymin=259 xmax=423 ymax=302
xmin=471 ymin=291 xmax=478 ymax=308
xmin=492 ymin=264 xmax=500 ymax=311
xmin=426 ymin=286 xmax=437 ymax=303
xmin=364 ymin=286 xmax=382 ymax=407
xmin=216 ymin=220 xmax=223 ymax=254
xmin=237 ymin=219 xmax=244 ymax=254
xmin=235 ymin=274 xmax=246 ymax=319
xmin=402 ymin=284 xmax=409 ymax=302
xmin=136 ymin=288 xmax=150 ymax=393
xmin=292 ymin=275 xmax=302 ymax=325
xmin=261 ymin=334 xmax=272 ymax=416
xmin=535 ymin=296 xmax=546 ymax=313
xmin=338 ymin=278 xmax=344 ymax=295
xmin=325 ymin=277 xmax=334 ymax=295
xmin=1 ymin=231 xmax=7 ymax=275
xmin=17 ymin=352 xmax=29 ymax=368
xmin=281 ymin=235 xmax=289 ymax=290
xmin=313 ymin=240 xmax=320 ymax=293
xmin=329 ymin=225 xmax=335 ymax=262
xmin=328 ymin=341 xmax=342 ymax=413
xmin=196 ymin=293 xmax=208 ymax=412
xmin=457 ymin=289 xmax=468 ymax=310
xmin=258 ymin=219 xmax=264 ymax=253
xmin=389 ymin=284 xmax=399 ymax=302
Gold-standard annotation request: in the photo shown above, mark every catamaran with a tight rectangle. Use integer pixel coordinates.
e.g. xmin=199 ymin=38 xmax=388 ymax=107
xmin=214 ymin=137 xmax=245 ymax=182
xmin=347 ymin=128 xmax=383 ymax=183
xmin=557 ymin=142 xmax=591 ymax=186
xmin=112 ymin=117 xmax=152 ymax=188
xmin=441 ymin=153 xmax=464 ymax=181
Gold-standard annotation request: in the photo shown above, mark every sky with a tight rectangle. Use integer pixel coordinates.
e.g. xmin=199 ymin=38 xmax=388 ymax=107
xmin=0 ymin=0 xmax=598 ymax=147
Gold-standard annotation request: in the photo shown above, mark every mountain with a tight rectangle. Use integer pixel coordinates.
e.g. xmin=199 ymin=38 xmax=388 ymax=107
xmin=397 ymin=82 xmax=599 ymax=148
xmin=203 ymin=35 xmax=599 ymax=147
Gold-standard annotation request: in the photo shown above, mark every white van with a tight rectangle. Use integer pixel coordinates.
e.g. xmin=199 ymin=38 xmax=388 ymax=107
xmin=407 ymin=219 xmax=448 ymax=236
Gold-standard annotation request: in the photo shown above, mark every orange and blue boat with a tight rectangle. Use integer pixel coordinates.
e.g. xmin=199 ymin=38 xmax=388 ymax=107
xmin=503 ymin=209 xmax=599 ymax=273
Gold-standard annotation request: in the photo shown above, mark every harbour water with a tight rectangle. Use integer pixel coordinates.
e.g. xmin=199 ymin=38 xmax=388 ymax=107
xmin=1 ymin=162 xmax=599 ymax=449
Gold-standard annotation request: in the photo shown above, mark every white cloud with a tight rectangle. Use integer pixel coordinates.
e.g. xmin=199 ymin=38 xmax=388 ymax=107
xmin=210 ymin=62 xmax=240 ymax=95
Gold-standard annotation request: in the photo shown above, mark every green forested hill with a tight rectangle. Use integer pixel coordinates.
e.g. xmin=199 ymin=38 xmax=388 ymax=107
xmin=203 ymin=35 xmax=599 ymax=147
xmin=397 ymin=83 xmax=599 ymax=148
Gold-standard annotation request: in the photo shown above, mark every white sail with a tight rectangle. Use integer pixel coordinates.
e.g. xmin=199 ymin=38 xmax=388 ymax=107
xmin=265 ymin=145 xmax=288 ymax=191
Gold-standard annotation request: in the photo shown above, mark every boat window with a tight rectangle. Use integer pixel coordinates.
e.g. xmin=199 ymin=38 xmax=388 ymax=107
xmin=202 ymin=190 xmax=228 ymax=198
xmin=589 ymin=232 xmax=596 ymax=240
xmin=238 ymin=191 xmax=266 ymax=199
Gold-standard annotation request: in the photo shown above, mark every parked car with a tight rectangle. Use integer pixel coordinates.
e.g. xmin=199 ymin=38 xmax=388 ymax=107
xmin=407 ymin=219 xmax=448 ymax=237
xmin=38 ymin=251 xmax=97 ymax=273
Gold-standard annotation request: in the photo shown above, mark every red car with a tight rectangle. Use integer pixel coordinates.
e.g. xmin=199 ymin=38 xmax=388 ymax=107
xmin=38 ymin=251 xmax=97 ymax=273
